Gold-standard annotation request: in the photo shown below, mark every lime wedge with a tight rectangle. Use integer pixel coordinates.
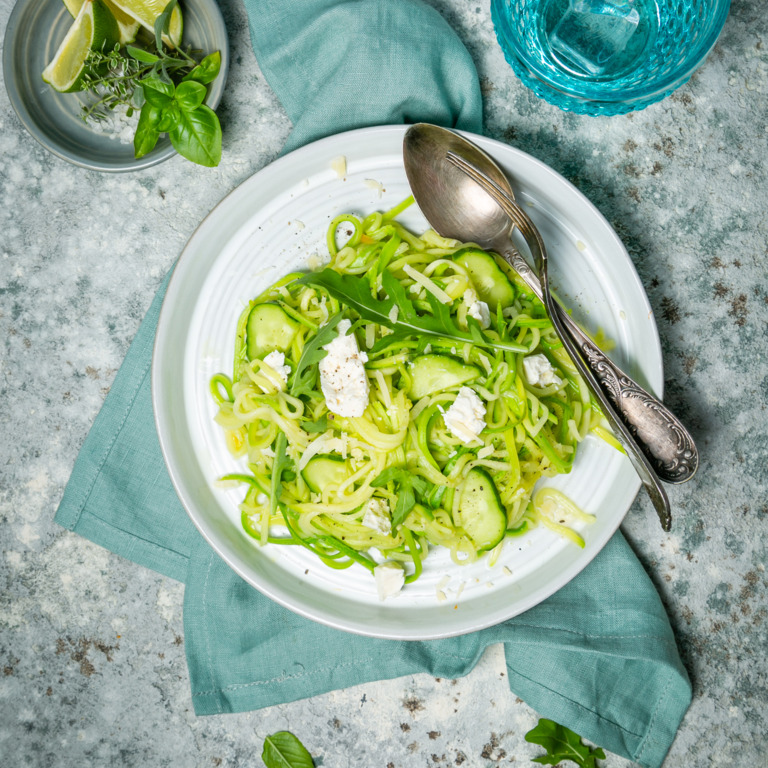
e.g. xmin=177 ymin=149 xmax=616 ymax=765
xmin=63 ymin=0 xmax=141 ymax=45
xmin=42 ymin=0 xmax=120 ymax=93
xmin=107 ymin=0 xmax=183 ymax=48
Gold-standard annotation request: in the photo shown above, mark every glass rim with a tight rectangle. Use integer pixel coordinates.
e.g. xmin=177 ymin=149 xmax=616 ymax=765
xmin=490 ymin=0 xmax=731 ymax=106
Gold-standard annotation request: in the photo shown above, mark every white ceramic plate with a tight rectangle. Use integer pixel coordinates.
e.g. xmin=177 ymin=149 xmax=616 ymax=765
xmin=153 ymin=125 xmax=662 ymax=639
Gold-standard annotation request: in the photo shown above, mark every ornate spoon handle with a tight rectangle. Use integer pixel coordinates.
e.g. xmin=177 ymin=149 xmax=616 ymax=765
xmin=507 ymin=250 xmax=698 ymax=484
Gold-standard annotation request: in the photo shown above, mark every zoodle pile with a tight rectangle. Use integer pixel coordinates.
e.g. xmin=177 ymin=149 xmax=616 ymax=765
xmin=210 ymin=197 xmax=617 ymax=597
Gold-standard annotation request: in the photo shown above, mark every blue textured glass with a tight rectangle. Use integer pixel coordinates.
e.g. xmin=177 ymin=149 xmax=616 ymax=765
xmin=490 ymin=0 xmax=730 ymax=115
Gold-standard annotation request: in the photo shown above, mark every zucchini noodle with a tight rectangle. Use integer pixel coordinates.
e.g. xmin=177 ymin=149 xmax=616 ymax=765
xmin=210 ymin=198 xmax=613 ymax=594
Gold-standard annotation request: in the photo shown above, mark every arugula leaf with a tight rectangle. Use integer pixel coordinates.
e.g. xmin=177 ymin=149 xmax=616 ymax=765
xmin=298 ymin=269 xmax=526 ymax=354
xmin=269 ymin=432 xmax=290 ymax=521
xmin=262 ymin=731 xmax=314 ymax=768
xmin=289 ymin=313 xmax=343 ymax=398
xmin=370 ymin=467 xmax=434 ymax=528
xmin=266 ymin=316 xmax=344 ymax=518
xmin=302 ymin=414 xmax=328 ymax=433
xmin=525 ymin=719 xmax=606 ymax=768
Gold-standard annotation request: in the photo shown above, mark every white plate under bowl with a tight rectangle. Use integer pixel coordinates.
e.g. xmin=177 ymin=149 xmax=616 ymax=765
xmin=152 ymin=125 xmax=662 ymax=639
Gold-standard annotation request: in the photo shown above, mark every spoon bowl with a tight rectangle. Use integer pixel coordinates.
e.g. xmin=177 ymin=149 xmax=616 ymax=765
xmin=404 ymin=124 xmax=512 ymax=248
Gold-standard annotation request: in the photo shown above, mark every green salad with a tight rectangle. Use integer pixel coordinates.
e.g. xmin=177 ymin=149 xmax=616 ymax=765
xmin=210 ymin=197 xmax=617 ymax=598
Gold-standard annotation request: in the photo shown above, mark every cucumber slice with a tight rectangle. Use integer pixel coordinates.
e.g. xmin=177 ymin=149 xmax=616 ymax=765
xmin=453 ymin=248 xmax=516 ymax=312
xmin=458 ymin=467 xmax=507 ymax=551
xmin=408 ymin=354 xmax=480 ymax=400
xmin=302 ymin=455 xmax=350 ymax=493
xmin=246 ymin=304 xmax=300 ymax=360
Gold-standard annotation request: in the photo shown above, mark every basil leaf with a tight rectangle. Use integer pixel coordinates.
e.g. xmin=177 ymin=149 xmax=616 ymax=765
xmin=168 ymin=104 xmax=221 ymax=167
xmin=298 ymin=269 xmax=527 ymax=354
xmin=157 ymin=105 xmax=181 ymax=133
xmin=262 ymin=731 xmax=314 ymax=768
xmin=174 ymin=80 xmax=207 ymax=111
xmin=183 ymin=51 xmax=221 ymax=85
xmin=154 ymin=0 xmax=178 ymax=49
xmin=126 ymin=45 xmax=160 ymax=64
xmin=142 ymin=76 xmax=174 ymax=108
xmin=133 ymin=103 xmax=161 ymax=158
xmin=525 ymin=719 xmax=606 ymax=768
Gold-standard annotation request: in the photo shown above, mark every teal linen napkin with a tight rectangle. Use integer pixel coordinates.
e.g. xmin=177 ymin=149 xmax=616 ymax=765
xmin=54 ymin=1 xmax=691 ymax=766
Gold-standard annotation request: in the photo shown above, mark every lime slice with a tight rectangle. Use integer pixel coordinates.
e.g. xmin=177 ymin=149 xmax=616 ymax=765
xmin=63 ymin=0 xmax=141 ymax=45
xmin=42 ymin=0 xmax=120 ymax=93
xmin=107 ymin=0 xmax=183 ymax=48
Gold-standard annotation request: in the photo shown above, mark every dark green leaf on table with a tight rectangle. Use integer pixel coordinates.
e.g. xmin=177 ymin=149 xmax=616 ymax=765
xmin=262 ymin=730 xmax=315 ymax=768
xmin=525 ymin=719 xmax=606 ymax=768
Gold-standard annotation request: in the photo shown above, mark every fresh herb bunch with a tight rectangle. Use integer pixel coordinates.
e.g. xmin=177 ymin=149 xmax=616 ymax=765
xmin=80 ymin=0 xmax=222 ymax=167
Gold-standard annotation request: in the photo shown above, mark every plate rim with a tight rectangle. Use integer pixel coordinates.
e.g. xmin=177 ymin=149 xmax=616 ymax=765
xmin=152 ymin=124 xmax=663 ymax=639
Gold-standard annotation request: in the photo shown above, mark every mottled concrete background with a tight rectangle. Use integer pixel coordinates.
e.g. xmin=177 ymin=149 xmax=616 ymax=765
xmin=1 ymin=0 xmax=766 ymax=766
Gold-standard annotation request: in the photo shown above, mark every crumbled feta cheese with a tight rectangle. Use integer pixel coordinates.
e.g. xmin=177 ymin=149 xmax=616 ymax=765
xmin=364 ymin=178 xmax=385 ymax=197
xmin=319 ymin=319 xmax=369 ymax=417
xmin=523 ymin=353 xmax=563 ymax=387
xmin=463 ymin=289 xmax=491 ymax=329
xmin=443 ymin=386 xmax=486 ymax=444
xmin=374 ymin=561 xmax=405 ymax=600
xmin=362 ymin=497 xmax=392 ymax=535
xmin=331 ymin=155 xmax=347 ymax=177
xmin=262 ymin=350 xmax=290 ymax=384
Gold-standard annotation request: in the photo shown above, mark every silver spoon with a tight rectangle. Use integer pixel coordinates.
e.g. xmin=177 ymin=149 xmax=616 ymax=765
xmin=402 ymin=123 xmax=698 ymax=486
xmin=403 ymin=124 xmax=696 ymax=529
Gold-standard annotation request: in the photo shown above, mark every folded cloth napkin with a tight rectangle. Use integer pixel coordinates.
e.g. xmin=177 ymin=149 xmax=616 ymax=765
xmin=54 ymin=1 xmax=691 ymax=765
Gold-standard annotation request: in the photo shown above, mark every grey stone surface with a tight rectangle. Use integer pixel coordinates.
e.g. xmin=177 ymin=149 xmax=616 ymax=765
xmin=1 ymin=0 xmax=766 ymax=766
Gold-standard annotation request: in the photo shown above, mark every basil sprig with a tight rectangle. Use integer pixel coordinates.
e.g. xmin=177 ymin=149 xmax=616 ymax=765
xmin=80 ymin=0 xmax=224 ymax=167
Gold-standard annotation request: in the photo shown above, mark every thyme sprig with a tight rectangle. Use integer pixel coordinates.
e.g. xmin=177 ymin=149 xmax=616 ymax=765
xmin=79 ymin=42 xmax=201 ymax=122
